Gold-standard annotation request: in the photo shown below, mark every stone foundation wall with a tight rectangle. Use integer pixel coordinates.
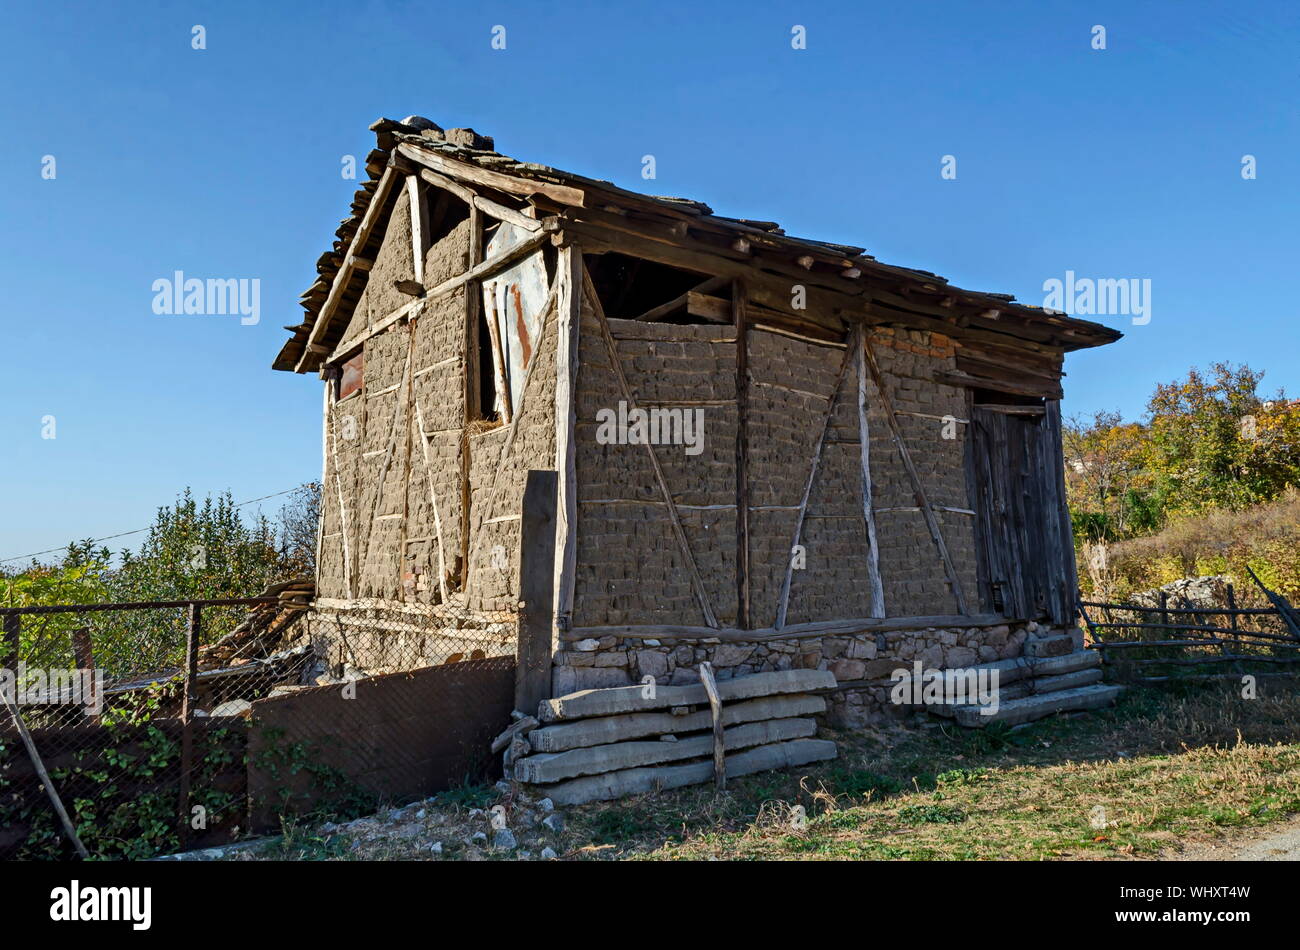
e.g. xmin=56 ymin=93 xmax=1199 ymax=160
xmin=552 ymin=619 xmax=1071 ymax=726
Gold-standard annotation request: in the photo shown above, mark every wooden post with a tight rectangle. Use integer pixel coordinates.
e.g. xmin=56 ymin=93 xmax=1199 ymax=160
xmin=1 ymin=611 xmax=18 ymax=670
xmin=554 ymin=248 xmax=581 ymax=630
xmin=0 ymin=680 xmax=90 ymax=859
xmin=698 ymin=662 xmax=726 ymax=790
xmin=461 ymin=204 xmax=484 ymax=583
xmin=1158 ymin=590 xmax=1169 ymax=639
xmin=69 ymin=627 xmax=98 ymax=717
xmin=861 ymin=337 xmax=969 ymax=615
xmin=178 ymin=603 xmax=201 ymax=848
xmin=517 ymin=470 xmax=558 ymax=716
xmin=733 ymin=280 xmax=751 ymax=629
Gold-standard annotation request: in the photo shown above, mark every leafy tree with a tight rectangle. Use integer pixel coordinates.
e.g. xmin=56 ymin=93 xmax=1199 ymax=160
xmin=1146 ymin=362 xmax=1300 ymax=513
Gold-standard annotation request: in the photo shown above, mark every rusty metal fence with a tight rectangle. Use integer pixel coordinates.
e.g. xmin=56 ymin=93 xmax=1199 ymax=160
xmin=0 ymin=590 xmax=517 ymax=860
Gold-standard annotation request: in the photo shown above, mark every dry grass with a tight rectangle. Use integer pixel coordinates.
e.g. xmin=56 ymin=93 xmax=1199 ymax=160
xmin=1096 ymin=490 xmax=1300 ymax=602
xmin=240 ymin=681 xmax=1300 ymax=862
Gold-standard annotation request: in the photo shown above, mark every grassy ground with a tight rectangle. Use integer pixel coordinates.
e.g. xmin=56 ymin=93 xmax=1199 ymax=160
xmin=244 ymin=680 xmax=1300 ymax=862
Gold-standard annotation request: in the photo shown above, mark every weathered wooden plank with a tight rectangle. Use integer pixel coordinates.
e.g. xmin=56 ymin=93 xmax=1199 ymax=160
xmin=528 ymin=694 xmax=826 ymax=752
xmin=413 ymin=402 xmax=450 ymax=603
xmin=855 ymin=327 xmax=885 ymax=619
xmin=561 ymin=612 xmax=1010 ymax=643
xmin=539 ymin=738 xmax=838 ymax=806
xmin=554 ymin=248 xmax=582 ymax=630
xmin=517 ymin=471 xmax=558 ymax=715
xmin=515 ymin=716 xmax=816 ymax=784
xmin=734 ymin=280 xmax=752 ymax=629
xmin=698 ymin=661 xmax=727 ymax=789
xmin=295 ymin=165 xmax=400 ymax=372
xmin=538 ymin=669 xmax=835 ymax=722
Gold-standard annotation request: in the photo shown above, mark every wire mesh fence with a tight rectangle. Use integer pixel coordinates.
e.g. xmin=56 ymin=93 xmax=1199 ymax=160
xmin=0 ymin=588 xmax=517 ymax=860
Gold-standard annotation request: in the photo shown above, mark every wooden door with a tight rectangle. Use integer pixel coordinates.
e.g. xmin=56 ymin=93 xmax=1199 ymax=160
xmin=967 ymin=400 xmax=1076 ymax=625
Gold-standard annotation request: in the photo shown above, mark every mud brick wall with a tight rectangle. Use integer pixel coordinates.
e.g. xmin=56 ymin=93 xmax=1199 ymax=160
xmin=319 ymin=193 xmax=473 ymax=605
xmin=572 ymin=314 xmax=739 ymax=627
xmin=464 ymin=304 xmax=558 ymax=612
xmin=862 ymin=327 xmax=979 ymax=616
xmin=747 ymin=327 xmax=874 ymax=626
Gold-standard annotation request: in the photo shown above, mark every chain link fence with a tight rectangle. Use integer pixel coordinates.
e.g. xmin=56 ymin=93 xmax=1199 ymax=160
xmin=0 ymin=587 xmax=517 ymax=860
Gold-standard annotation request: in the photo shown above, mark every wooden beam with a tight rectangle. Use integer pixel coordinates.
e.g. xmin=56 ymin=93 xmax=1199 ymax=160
xmin=462 ymin=284 xmax=561 ymax=602
xmin=408 ymin=174 xmax=429 ymax=284
xmin=698 ymin=662 xmax=726 ymax=790
xmin=733 ymin=280 xmax=751 ymax=629
xmin=295 ymin=166 xmax=400 ymax=372
xmin=774 ymin=341 xmax=856 ymax=630
xmin=457 ymin=205 xmax=485 ymax=591
xmin=356 ymin=340 xmax=413 ymax=595
xmin=417 ymin=166 xmax=543 ymax=233
xmin=518 ymin=470 xmax=558 ymax=715
xmin=855 ymin=328 xmax=886 ymax=619
xmin=399 ymin=142 xmax=587 ymax=207
xmin=413 ymin=402 xmax=451 ymax=604
xmin=861 ymin=336 xmax=970 ymax=614
xmin=554 ymin=247 xmax=581 ymax=631
xmin=936 ymin=369 xmax=1063 ymax=401
xmin=561 ymin=613 xmax=1012 ymax=643
xmin=586 ymin=271 xmax=720 ymax=629
xmin=631 ymin=275 xmax=730 ymax=322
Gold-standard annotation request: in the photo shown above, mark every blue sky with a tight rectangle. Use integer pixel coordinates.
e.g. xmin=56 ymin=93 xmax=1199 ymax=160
xmin=2 ymin=0 xmax=1297 ymax=562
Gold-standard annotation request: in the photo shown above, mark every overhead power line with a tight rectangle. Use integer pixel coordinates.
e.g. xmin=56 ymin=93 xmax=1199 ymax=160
xmin=0 ymin=487 xmax=305 ymax=565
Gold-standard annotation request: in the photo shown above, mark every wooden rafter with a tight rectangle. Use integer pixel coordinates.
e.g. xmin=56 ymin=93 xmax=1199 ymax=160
xmin=417 ymin=167 xmax=542 ymax=233
xmin=294 ymin=165 xmax=400 ymax=372
xmin=774 ymin=342 xmax=856 ymax=630
xmin=586 ymin=270 xmax=720 ymax=629
xmin=861 ymin=334 xmax=970 ymax=615
xmin=632 ymin=275 xmax=730 ymax=322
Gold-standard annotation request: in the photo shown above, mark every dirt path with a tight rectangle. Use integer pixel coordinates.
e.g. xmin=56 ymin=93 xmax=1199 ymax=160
xmin=1168 ymin=815 xmax=1300 ymax=861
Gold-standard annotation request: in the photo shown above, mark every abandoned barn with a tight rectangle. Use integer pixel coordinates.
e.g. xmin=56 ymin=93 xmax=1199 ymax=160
xmin=273 ymin=115 xmax=1122 ymax=728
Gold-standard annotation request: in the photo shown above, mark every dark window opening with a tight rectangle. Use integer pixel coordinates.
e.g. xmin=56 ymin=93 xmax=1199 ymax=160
xmin=474 ymin=305 xmax=500 ymax=423
xmin=428 ymin=191 xmax=470 ymax=247
xmin=584 ymin=252 xmax=727 ymax=322
xmin=972 ymin=388 xmax=1046 ymax=410
xmin=337 ymin=352 xmax=364 ymax=401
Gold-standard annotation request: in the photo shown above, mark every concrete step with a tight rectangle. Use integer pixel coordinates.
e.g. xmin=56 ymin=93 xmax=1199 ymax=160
xmin=953 ymin=683 xmax=1123 ymax=728
xmin=926 ymin=665 xmax=1104 ymax=717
